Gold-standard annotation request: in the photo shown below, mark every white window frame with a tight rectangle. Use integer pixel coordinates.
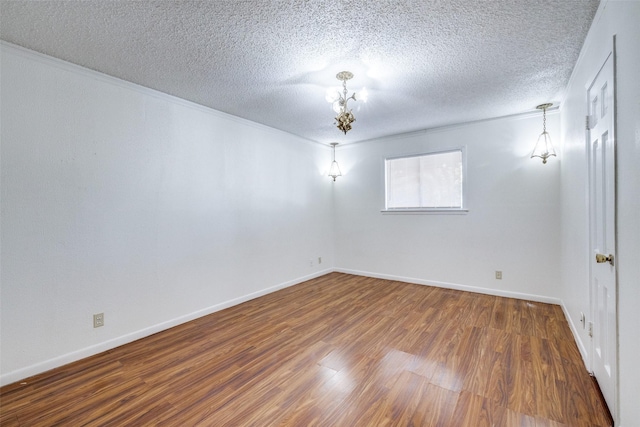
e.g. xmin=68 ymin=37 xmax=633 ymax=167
xmin=382 ymin=147 xmax=468 ymax=214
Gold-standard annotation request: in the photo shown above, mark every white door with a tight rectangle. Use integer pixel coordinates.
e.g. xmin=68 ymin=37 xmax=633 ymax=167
xmin=587 ymin=51 xmax=617 ymax=418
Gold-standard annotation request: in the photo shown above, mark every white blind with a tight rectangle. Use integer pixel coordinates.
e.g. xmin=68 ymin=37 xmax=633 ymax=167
xmin=386 ymin=150 xmax=463 ymax=209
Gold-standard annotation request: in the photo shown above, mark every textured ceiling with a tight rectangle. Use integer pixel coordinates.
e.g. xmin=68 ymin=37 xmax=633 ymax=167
xmin=0 ymin=0 xmax=599 ymax=144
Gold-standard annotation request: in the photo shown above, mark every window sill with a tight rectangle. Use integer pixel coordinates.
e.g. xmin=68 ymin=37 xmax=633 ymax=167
xmin=381 ymin=209 xmax=469 ymax=215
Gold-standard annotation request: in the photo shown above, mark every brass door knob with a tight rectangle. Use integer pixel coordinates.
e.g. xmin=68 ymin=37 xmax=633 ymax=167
xmin=595 ymin=253 xmax=614 ymax=266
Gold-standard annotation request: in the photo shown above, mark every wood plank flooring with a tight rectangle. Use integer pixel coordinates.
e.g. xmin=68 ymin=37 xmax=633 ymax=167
xmin=1 ymin=273 xmax=611 ymax=426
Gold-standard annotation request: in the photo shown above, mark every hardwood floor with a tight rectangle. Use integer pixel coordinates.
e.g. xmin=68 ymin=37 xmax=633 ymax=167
xmin=1 ymin=273 xmax=611 ymax=426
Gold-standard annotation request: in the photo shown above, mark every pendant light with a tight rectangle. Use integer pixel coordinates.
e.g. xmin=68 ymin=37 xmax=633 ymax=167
xmin=531 ymin=103 xmax=556 ymax=164
xmin=328 ymin=142 xmax=342 ymax=181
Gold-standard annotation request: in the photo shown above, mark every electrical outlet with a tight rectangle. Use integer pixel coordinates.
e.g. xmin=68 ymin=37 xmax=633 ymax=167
xmin=93 ymin=313 xmax=104 ymax=328
xmin=495 ymin=271 xmax=502 ymax=280
xmin=318 ymin=257 xmax=322 ymax=264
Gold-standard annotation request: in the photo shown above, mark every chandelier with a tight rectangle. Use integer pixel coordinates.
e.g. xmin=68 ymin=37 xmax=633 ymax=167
xmin=327 ymin=71 xmax=359 ymax=135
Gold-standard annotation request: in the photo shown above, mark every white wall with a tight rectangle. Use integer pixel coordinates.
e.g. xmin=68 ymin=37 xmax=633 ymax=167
xmin=559 ymin=1 xmax=640 ymax=425
xmin=0 ymin=43 xmax=335 ymax=385
xmin=333 ymin=112 xmax=562 ymax=302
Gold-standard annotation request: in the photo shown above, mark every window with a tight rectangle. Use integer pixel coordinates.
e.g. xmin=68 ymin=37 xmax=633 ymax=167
xmin=384 ymin=149 xmax=466 ymax=212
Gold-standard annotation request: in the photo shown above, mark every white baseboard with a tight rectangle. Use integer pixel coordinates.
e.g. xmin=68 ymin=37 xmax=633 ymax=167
xmin=335 ymin=268 xmax=562 ymax=305
xmin=0 ymin=268 xmax=332 ymax=387
xmin=1 ymin=267 xmax=575 ymax=387
xmin=560 ymin=302 xmax=590 ymax=368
